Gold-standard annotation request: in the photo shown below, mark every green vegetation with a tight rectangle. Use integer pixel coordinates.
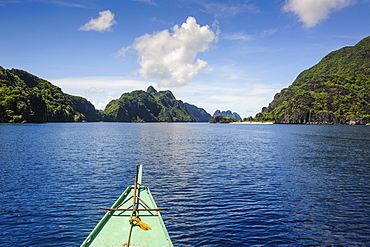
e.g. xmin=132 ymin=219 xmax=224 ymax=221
xmin=102 ymin=86 xmax=197 ymax=122
xmin=103 ymin=90 xmax=162 ymax=122
xmin=255 ymin=36 xmax=370 ymax=124
xmin=209 ymin=116 xmax=238 ymax=123
xmin=0 ymin=67 xmax=100 ymax=123
xmin=242 ymin=117 xmax=272 ymax=123
xmin=213 ymin=110 xmax=242 ymax=121
xmin=184 ymin=103 xmax=212 ymax=122
xmin=0 ymin=67 xmax=210 ymax=123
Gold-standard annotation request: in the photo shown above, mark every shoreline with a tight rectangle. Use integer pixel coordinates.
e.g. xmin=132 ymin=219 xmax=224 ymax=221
xmin=230 ymin=121 xmax=274 ymax=124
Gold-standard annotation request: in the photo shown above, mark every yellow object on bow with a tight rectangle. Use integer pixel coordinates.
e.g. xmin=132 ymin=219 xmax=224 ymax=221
xmin=130 ymin=217 xmax=151 ymax=230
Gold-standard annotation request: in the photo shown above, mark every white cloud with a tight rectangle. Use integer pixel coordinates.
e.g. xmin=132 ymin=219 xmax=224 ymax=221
xmin=0 ymin=0 xmax=85 ymax=8
xmin=223 ymin=32 xmax=253 ymax=41
xmin=79 ymin=10 xmax=116 ymax=32
xmin=50 ymin=1 xmax=85 ymax=8
xmin=93 ymin=96 xmax=116 ymax=110
xmin=199 ymin=0 xmax=259 ymax=17
xmin=132 ymin=0 xmax=156 ymax=5
xmin=113 ymin=46 xmax=131 ymax=59
xmin=283 ymin=0 xmax=355 ymax=28
xmin=222 ymin=28 xmax=277 ymax=42
xmin=85 ymin=87 xmax=106 ymax=94
xmin=261 ymin=28 xmax=278 ymax=37
xmin=119 ymin=16 xmax=218 ymax=87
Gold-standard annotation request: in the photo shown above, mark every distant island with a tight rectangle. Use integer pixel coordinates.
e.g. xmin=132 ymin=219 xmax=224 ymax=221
xmin=208 ymin=110 xmax=242 ymax=123
xmin=102 ymin=86 xmax=212 ymax=122
xmin=254 ymin=35 xmax=370 ymax=125
xmin=213 ymin=110 xmax=242 ymax=121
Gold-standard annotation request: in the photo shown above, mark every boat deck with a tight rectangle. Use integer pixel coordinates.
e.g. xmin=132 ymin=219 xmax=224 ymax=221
xmin=82 ymin=186 xmax=172 ymax=247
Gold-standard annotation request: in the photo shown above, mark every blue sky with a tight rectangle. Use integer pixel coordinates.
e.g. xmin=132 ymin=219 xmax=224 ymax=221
xmin=1 ymin=0 xmax=369 ymax=118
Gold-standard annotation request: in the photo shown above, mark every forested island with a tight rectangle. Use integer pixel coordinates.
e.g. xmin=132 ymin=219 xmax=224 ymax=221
xmin=207 ymin=110 xmax=242 ymax=123
xmin=0 ymin=69 xmax=211 ymax=123
xmin=213 ymin=110 xmax=242 ymax=121
xmin=0 ymin=67 xmax=100 ymax=123
xmin=254 ymin=35 xmax=370 ymax=125
xmin=102 ymin=86 xmax=212 ymax=122
xmin=1 ymin=36 xmax=369 ymax=124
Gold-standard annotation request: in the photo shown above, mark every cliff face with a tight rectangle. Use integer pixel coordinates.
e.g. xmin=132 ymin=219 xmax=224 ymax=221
xmin=0 ymin=67 xmax=101 ymax=123
xmin=185 ymin=103 xmax=212 ymax=122
xmin=255 ymin=36 xmax=370 ymax=124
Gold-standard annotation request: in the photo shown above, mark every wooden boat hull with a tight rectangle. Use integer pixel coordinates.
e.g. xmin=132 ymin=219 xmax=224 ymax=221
xmin=81 ymin=167 xmax=173 ymax=247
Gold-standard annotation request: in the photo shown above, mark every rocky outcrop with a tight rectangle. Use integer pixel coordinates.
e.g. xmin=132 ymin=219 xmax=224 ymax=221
xmin=146 ymin=85 xmax=158 ymax=94
xmin=274 ymin=110 xmax=369 ymax=125
xmin=213 ymin=110 xmax=242 ymax=121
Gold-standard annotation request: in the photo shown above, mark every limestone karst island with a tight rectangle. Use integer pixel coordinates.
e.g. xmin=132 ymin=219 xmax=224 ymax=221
xmin=1 ymin=36 xmax=370 ymax=125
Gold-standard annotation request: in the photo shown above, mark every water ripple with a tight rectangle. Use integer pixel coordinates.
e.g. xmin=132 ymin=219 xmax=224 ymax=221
xmin=0 ymin=123 xmax=369 ymax=246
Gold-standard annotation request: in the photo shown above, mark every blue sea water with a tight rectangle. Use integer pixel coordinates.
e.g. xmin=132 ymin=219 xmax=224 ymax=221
xmin=0 ymin=123 xmax=370 ymax=246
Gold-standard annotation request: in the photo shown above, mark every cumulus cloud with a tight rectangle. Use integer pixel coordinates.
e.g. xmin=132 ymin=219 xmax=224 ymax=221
xmin=79 ymin=10 xmax=116 ymax=32
xmin=120 ymin=16 xmax=217 ymax=87
xmin=283 ymin=0 xmax=355 ymax=28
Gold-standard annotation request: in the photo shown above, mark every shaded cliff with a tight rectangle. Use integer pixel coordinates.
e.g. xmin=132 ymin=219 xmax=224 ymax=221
xmin=185 ymin=103 xmax=212 ymax=122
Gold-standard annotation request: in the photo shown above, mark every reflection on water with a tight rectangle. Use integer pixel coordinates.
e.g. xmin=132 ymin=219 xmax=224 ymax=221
xmin=0 ymin=123 xmax=369 ymax=246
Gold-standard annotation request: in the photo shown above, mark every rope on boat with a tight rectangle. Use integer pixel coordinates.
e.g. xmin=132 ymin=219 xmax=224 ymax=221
xmin=100 ymin=207 xmax=166 ymax=211
xmin=127 ymin=165 xmax=152 ymax=247
xmin=130 ymin=217 xmax=151 ymax=230
xmin=127 ymin=165 xmax=139 ymax=247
